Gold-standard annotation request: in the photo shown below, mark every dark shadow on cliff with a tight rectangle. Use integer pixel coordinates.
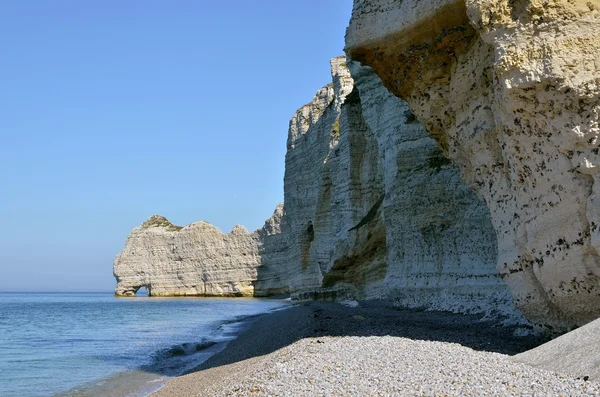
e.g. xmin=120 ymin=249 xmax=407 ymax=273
xmin=170 ymin=300 xmax=548 ymax=378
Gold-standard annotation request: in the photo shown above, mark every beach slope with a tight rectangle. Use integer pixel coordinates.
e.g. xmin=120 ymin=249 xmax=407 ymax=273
xmin=153 ymin=302 xmax=599 ymax=396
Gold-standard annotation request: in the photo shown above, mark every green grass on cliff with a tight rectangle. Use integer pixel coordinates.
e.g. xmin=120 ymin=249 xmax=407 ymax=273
xmin=141 ymin=215 xmax=183 ymax=232
xmin=331 ymin=116 xmax=341 ymax=138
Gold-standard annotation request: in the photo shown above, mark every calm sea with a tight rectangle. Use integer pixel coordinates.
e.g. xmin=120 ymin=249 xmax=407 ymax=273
xmin=0 ymin=292 xmax=290 ymax=397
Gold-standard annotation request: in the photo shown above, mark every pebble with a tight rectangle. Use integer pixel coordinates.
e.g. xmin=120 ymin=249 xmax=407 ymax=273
xmin=223 ymin=336 xmax=600 ymax=396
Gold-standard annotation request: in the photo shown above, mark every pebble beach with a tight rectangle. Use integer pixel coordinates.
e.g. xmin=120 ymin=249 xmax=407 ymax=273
xmin=153 ymin=301 xmax=600 ymax=396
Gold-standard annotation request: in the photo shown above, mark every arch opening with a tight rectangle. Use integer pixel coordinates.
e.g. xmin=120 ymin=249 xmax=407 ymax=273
xmin=135 ymin=286 xmax=150 ymax=297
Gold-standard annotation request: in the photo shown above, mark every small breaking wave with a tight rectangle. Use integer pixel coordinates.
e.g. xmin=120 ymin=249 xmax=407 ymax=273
xmin=140 ymin=338 xmax=224 ymax=377
xmin=51 ymin=298 xmax=292 ymax=397
xmin=150 ymin=340 xmax=217 ymax=360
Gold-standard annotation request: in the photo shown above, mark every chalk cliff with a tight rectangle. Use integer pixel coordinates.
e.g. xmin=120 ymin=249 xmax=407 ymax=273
xmin=113 ymin=206 xmax=287 ymax=297
xmin=114 ymin=58 xmax=524 ymax=323
xmin=283 ymin=58 xmax=519 ymax=320
xmin=346 ymin=0 xmax=600 ymax=331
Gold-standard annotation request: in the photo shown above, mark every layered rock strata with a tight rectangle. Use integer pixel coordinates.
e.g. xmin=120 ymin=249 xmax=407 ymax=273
xmin=113 ymin=206 xmax=287 ymax=297
xmin=114 ymin=58 xmax=525 ymax=323
xmin=284 ymin=58 xmax=518 ymax=319
xmin=345 ymin=0 xmax=600 ymax=331
xmin=282 ymin=57 xmax=389 ymax=300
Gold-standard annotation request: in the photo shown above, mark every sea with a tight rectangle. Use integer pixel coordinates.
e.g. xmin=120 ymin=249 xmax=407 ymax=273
xmin=0 ymin=292 xmax=290 ymax=397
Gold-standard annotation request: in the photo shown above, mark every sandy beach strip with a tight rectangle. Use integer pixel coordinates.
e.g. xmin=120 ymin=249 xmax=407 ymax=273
xmin=153 ymin=301 xmax=600 ymax=396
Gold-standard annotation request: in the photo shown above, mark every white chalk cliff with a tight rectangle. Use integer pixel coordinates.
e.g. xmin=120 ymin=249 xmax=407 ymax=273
xmin=281 ymin=58 xmax=519 ymax=320
xmin=115 ymin=0 xmax=600 ymax=333
xmin=114 ymin=59 xmax=524 ymax=323
xmin=345 ymin=0 xmax=600 ymax=332
xmin=114 ymin=206 xmax=287 ymax=297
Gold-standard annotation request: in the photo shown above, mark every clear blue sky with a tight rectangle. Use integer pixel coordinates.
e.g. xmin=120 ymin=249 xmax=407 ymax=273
xmin=0 ymin=1 xmax=353 ymax=292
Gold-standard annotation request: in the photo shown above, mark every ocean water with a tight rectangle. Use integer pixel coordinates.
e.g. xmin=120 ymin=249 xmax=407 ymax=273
xmin=0 ymin=292 xmax=290 ymax=397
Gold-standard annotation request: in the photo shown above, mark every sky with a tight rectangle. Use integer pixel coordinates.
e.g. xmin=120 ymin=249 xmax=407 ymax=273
xmin=0 ymin=1 xmax=354 ymax=292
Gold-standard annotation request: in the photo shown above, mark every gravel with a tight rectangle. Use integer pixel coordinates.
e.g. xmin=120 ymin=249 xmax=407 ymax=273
xmin=223 ymin=336 xmax=599 ymax=396
xmin=154 ymin=302 xmax=600 ymax=397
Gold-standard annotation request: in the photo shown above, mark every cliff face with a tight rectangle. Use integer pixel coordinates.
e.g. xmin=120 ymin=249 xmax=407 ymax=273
xmin=114 ymin=58 xmax=522 ymax=321
xmin=282 ymin=58 xmax=389 ymax=300
xmin=350 ymin=63 xmax=515 ymax=316
xmin=283 ymin=58 xmax=519 ymax=319
xmin=346 ymin=0 xmax=600 ymax=331
xmin=113 ymin=206 xmax=287 ymax=297
xmin=114 ymin=1 xmax=600 ymax=332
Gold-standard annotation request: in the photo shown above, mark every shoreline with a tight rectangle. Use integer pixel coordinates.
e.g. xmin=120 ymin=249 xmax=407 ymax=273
xmin=53 ymin=298 xmax=292 ymax=397
xmin=152 ymin=300 xmax=600 ymax=396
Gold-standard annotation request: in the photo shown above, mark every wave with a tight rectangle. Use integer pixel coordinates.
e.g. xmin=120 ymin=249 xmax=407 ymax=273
xmin=54 ymin=301 xmax=292 ymax=397
xmin=141 ymin=338 xmax=221 ymax=376
xmin=151 ymin=340 xmax=217 ymax=359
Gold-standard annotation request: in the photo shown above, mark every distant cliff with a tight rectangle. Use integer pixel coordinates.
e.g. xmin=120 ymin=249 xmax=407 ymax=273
xmin=113 ymin=205 xmax=287 ymax=297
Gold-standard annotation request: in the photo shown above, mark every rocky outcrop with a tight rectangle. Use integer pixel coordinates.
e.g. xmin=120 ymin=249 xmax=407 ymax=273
xmin=346 ymin=0 xmax=600 ymax=331
xmin=113 ymin=206 xmax=288 ymax=297
xmin=283 ymin=57 xmax=520 ymax=320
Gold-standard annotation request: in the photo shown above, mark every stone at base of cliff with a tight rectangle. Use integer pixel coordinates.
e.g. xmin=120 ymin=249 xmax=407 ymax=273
xmin=150 ymin=289 xmax=255 ymax=298
xmin=513 ymin=317 xmax=600 ymax=381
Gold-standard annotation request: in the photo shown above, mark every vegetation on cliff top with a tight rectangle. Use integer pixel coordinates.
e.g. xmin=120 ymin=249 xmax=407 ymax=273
xmin=141 ymin=215 xmax=183 ymax=232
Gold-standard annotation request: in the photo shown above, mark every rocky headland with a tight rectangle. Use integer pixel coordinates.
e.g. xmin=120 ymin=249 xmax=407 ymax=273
xmin=116 ymin=58 xmax=523 ymax=324
xmin=115 ymin=0 xmax=600 ymax=337
xmin=113 ymin=206 xmax=287 ymax=297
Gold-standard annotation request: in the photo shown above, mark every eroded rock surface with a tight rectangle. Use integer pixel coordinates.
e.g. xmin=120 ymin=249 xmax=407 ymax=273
xmin=114 ymin=58 xmax=523 ymax=322
xmin=346 ymin=0 xmax=600 ymax=331
xmin=282 ymin=58 xmax=521 ymax=320
xmin=113 ymin=206 xmax=287 ymax=297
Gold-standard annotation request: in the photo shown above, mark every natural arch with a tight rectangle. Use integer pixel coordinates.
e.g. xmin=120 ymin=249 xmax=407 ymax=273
xmin=135 ymin=286 xmax=149 ymax=296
